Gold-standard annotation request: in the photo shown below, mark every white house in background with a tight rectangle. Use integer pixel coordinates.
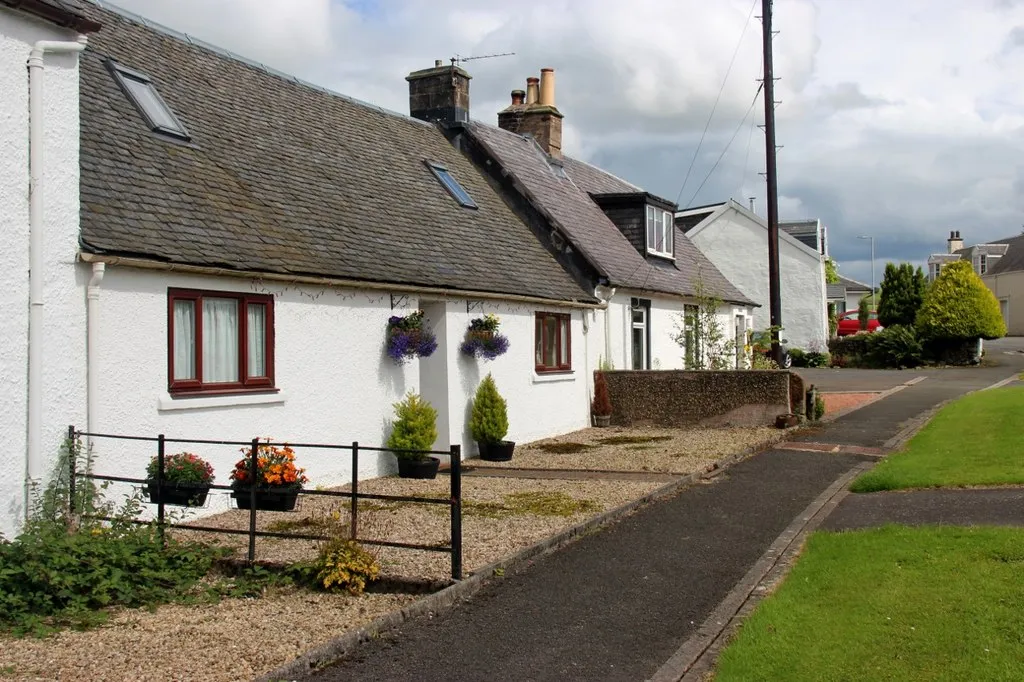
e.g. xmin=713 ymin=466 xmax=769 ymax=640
xmin=831 ymin=275 xmax=872 ymax=315
xmin=677 ymin=201 xmax=829 ymax=351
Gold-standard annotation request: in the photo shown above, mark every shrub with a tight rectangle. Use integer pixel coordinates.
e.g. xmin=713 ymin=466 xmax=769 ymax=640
xmin=386 ymin=392 xmax=438 ymax=461
xmin=470 ymin=373 xmax=509 ymax=444
xmin=814 ymin=396 xmax=826 ymax=420
xmin=916 ymin=261 xmax=1005 ymax=343
xmin=312 ymin=539 xmax=380 ymax=595
xmin=788 ymin=348 xmax=808 ymax=367
xmin=828 ymin=334 xmax=871 ymax=367
xmin=805 ymin=351 xmax=830 ymax=368
xmin=828 ymin=302 xmax=839 ymax=338
xmin=230 ymin=440 xmax=307 ymax=489
xmin=868 ymin=324 xmax=923 ymax=368
xmin=145 ymin=452 xmax=214 ymax=485
xmin=858 ymin=295 xmax=871 ymax=331
xmin=591 ymin=371 xmax=612 ymax=417
xmin=878 ymin=262 xmax=927 ymax=328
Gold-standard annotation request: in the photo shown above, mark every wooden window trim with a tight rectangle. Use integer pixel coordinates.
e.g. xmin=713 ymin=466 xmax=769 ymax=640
xmin=535 ymin=312 xmax=572 ymax=373
xmin=167 ymin=288 xmax=275 ymax=396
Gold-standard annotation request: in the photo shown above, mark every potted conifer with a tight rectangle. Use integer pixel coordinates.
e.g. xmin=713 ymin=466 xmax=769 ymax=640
xmin=470 ymin=373 xmax=514 ymax=461
xmin=387 ymin=392 xmax=441 ymax=479
xmin=592 ymin=371 xmax=613 ymax=427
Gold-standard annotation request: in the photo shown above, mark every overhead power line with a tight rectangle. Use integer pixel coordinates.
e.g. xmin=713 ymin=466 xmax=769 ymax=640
xmin=675 ymin=0 xmax=759 ymax=205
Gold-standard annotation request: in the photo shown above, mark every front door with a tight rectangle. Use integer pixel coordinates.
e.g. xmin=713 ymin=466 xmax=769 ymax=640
xmin=631 ymin=298 xmax=650 ymax=370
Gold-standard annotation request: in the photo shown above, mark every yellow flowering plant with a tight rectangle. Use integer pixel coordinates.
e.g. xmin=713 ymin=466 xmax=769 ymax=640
xmin=229 ymin=439 xmax=308 ymax=490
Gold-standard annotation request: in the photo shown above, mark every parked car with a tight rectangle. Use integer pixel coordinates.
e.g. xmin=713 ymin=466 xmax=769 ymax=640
xmin=749 ymin=330 xmax=792 ymax=368
xmin=836 ymin=310 xmax=883 ymax=336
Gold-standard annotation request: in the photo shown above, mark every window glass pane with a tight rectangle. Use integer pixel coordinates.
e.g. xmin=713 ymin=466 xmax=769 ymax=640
xmin=632 ymin=307 xmax=645 ymax=325
xmin=646 ymin=206 xmax=656 ymax=250
xmin=535 ymin=317 xmax=543 ymax=365
xmin=632 ymin=327 xmax=644 ymax=370
xmin=544 ymin=316 xmax=557 ymax=367
xmin=123 ymin=75 xmax=180 ymax=131
xmin=202 ymin=298 xmax=239 ymax=383
xmin=173 ymin=300 xmax=195 ymax=381
xmin=247 ymin=303 xmax=266 ymax=378
xmin=559 ymin=317 xmax=569 ymax=365
xmin=432 ymin=165 xmax=477 ymax=208
xmin=663 ymin=210 xmax=674 ymax=252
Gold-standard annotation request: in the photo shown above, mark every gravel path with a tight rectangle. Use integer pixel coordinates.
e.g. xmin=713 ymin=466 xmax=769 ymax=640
xmin=476 ymin=426 xmax=785 ymax=474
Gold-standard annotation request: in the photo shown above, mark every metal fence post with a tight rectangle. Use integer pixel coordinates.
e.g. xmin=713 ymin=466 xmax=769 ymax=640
xmin=351 ymin=442 xmax=359 ymax=541
xmin=450 ymin=444 xmax=462 ymax=581
xmin=156 ymin=434 xmax=166 ymax=545
xmin=67 ymin=425 xmax=77 ymax=522
xmin=248 ymin=438 xmax=259 ymax=562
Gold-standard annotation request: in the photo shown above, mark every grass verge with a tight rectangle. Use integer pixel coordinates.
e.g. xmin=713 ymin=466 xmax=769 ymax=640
xmin=714 ymin=525 xmax=1024 ymax=681
xmin=852 ymin=385 xmax=1024 ymax=492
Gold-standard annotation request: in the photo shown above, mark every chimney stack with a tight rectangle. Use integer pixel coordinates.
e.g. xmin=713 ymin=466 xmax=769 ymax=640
xmin=947 ymin=230 xmax=964 ymax=254
xmin=497 ymin=67 xmax=564 ymax=158
xmin=748 ymin=197 xmax=756 ymax=214
xmin=406 ymin=60 xmax=471 ymax=124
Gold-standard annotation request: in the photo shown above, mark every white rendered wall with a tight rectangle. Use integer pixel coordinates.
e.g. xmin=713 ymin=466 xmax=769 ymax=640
xmin=0 ymin=12 xmax=85 ymax=538
xmin=689 ymin=207 xmax=828 ymax=351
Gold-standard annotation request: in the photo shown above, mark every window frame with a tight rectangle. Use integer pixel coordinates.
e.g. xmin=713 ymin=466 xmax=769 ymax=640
xmin=426 ymin=161 xmax=478 ymax=209
xmin=630 ymin=298 xmax=650 ymax=370
xmin=167 ymin=288 xmax=275 ymax=396
xmin=534 ymin=312 xmax=572 ymax=373
xmin=106 ymin=60 xmax=191 ymax=141
xmin=645 ymin=205 xmax=675 ymax=258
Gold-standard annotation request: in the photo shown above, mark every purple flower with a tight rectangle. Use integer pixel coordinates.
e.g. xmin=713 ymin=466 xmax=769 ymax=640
xmin=460 ymin=331 xmax=510 ymax=360
xmin=386 ymin=326 xmax=437 ymax=364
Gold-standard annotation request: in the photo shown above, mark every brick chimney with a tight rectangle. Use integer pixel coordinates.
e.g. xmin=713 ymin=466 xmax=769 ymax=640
xmin=406 ymin=60 xmax=471 ymax=124
xmin=498 ymin=68 xmax=564 ymax=158
xmin=947 ymin=230 xmax=963 ymax=253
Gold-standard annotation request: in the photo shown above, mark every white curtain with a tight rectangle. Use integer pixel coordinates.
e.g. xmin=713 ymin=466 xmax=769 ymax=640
xmin=247 ymin=303 xmax=266 ymax=378
xmin=203 ymin=298 xmax=238 ymax=383
xmin=173 ymin=300 xmax=195 ymax=380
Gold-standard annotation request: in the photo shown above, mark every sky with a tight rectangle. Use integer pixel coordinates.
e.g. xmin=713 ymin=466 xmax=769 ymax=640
xmin=103 ymin=0 xmax=1024 ymax=287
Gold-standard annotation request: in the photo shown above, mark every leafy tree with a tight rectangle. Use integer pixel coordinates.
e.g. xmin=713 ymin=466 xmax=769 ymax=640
xmin=916 ymin=261 xmax=1005 ymax=342
xmin=673 ymin=271 xmax=737 ymax=369
xmin=877 ymin=263 xmax=927 ymax=328
xmin=470 ymin=374 xmax=509 ymax=444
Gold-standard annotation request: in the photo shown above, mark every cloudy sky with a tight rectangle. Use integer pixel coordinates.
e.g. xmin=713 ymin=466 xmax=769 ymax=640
xmin=105 ymin=0 xmax=1024 ymax=286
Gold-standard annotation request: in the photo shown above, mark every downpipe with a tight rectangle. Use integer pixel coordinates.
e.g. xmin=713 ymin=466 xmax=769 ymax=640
xmin=26 ymin=37 xmax=88 ymax=520
xmin=87 ymin=262 xmax=105 ymax=451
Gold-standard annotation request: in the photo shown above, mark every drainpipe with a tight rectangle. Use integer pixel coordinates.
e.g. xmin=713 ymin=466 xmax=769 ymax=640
xmin=87 ymin=263 xmax=105 ymax=448
xmin=26 ymin=37 xmax=88 ymax=519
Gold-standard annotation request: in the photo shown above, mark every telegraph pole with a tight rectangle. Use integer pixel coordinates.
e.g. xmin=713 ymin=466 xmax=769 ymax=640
xmin=761 ymin=0 xmax=783 ymax=365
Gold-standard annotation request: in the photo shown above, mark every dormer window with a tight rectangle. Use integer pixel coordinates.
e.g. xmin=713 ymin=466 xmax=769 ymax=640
xmin=646 ymin=205 xmax=674 ymax=258
xmin=106 ymin=61 xmax=190 ymax=140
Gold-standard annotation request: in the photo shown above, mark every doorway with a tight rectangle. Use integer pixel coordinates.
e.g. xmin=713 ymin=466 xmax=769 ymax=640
xmin=631 ymin=298 xmax=650 ymax=370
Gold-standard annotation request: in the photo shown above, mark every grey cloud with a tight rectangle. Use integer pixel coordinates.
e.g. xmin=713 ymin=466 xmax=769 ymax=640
xmin=815 ymin=82 xmax=890 ymax=111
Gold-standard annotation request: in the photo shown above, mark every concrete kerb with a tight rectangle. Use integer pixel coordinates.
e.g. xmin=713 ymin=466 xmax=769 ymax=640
xmin=648 ymin=462 xmax=873 ymax=682
xmin=255 ymin=443 xmax=773 ymax=682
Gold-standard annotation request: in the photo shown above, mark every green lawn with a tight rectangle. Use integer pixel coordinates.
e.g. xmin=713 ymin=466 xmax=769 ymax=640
xmin=714 ymin=526 xmax=1024 ymax=682
xmin=851 ymin=385 xmax=1024 ymax=492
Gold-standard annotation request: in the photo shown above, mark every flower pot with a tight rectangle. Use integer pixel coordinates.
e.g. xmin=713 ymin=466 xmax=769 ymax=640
xmin=478 ymin=440 xmax=515 ymax=462
xmin=146 ymin=482 xmax=210 ymax=507
xmin=397 ymin=456 xmax=441 ymax=479
xmin=231 ymin=487 xmax=300 ymax=512
xmin=593 ymin=414 xmax=611 ymax=427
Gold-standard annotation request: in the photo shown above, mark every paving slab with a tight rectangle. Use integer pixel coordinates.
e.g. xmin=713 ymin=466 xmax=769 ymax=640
xmin=822 ymin=488 xmax=1024 ymax=530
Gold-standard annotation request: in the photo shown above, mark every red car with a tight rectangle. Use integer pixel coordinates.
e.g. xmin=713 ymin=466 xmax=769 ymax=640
xmin=836 ymin=310 xmax=883 ymax=336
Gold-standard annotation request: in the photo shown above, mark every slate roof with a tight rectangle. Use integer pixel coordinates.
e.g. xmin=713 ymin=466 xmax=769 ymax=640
xmin=560 ymin=157 xmax=641 ymax=195
xmin=464 ymin=123 xmax=755 ymax=306
xmin=837 ymin=275 xmax=871 ymax=292
xmin=826 ymin=283 xmax=846 ymax=300
xmin=74 ymin=3 xmax=595 ymax=304
xmin=2 ymin=0 xmax=100 ymax=31
xmin=986 ymin=234 xmax=1024 ymax=275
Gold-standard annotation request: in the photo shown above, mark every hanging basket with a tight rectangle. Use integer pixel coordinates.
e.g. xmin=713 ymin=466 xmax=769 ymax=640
xmin=386 ymin=312 xmax=438 ymax=364
xmin=460 ymin=316 xmax=510 ymax=360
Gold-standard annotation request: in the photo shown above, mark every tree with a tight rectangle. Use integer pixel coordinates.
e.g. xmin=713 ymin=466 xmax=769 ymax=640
xmin=916 ymin=261 xmax=1005 ymax=342
xmin=858 ymin=295 xmax=871 ymax=331
xmin=824 ymin=257 xmax=840 ymax=284
xmin=673 ymin=271 xmax=737 ymax=370
xmin=877 ymin=262 xmax=927 ymax=327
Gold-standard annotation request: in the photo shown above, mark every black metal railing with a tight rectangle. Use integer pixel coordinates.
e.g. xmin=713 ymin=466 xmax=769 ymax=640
xmin=68 ymin=426 xmax=463 ymax=580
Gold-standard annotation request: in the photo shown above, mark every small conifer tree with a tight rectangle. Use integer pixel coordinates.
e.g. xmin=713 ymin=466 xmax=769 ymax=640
xmin=858 ymin=295 xmax=871 ymax=331
xmin=591 ymin=372 xmax=613 ymax=417
xmin=470 ymin=374 xmax=509 ymax=444
xmin=878 ymin=262 xmax=927 ymax=328
xmin=386 ymin=392 xmax=437 ymax=461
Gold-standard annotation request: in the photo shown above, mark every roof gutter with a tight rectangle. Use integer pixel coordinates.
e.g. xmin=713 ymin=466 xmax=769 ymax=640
xmin=77 ymin=253 xmax=606 ymax=309
xmin=26 ymin=36 xmax=88 ymax=523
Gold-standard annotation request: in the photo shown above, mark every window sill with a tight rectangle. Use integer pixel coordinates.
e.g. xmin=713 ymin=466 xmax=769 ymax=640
xmin=532 ymin=371 xmax=575 ymax=384
xmin=158 ymin=391 xmax=286 ymax=412
xmin=646 ymin=250 xmax=676 ymax=262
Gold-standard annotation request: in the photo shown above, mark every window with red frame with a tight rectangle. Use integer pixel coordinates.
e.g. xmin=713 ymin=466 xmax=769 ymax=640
xmin=535 ymin=312 xmax=572 ymax=372
xmin=168 ymin=289 xmax=275 ymax=394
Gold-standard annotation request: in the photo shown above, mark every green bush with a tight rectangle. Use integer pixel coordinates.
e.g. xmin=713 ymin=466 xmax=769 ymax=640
xmin=916 ymin=261 xmax=1005 ymax=342
xmin=788 ymin=348 xmax=807 ymax=367
xmin=470 ymin=373 xmax=509 ymax=444
xmin=805 ymin=351 xmax=830 ymax=368
xmin=814 ymin=396 xmax=826 ymax=420
xmin=311 ymin=538 xmax=380 ymax=595
xmin=828 ymin=334 xmax=872 ymax=367
xmin=868 ymin=324 xmax=924 ymax=368
xmin=877 ymin=262 xmax=927 ymax=328
xmin=386 ymin=392 xmax=438 ymax=461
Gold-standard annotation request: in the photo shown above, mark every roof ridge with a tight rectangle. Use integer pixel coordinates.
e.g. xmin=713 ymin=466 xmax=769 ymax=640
xmin=83 ymin=0 xmax=431 ymax=128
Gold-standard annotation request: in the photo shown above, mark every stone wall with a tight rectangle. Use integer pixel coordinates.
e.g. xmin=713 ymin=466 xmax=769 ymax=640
xmin=601 ymin=370 xmax=795 ymax=428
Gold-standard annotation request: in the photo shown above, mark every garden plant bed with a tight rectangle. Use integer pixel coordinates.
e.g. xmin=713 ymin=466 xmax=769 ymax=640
xmin=472 ymin=425 xmax=786 ymax=474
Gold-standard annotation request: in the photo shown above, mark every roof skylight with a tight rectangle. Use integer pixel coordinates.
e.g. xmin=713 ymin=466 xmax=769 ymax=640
xmin=427 ymin=162 xmax=477 ymax=209
xmin=107 ymin=61 xmax=190 ymax=140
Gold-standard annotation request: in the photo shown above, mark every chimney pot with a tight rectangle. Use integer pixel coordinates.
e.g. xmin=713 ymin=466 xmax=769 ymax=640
xmin=525 ymin=77 xmax=540 ymax=105
xmin=434 ymin=59 xmax=442 ymax=67
xmin=510 ymin=89 xmax=525 ymax=105
xmin=539 ymin=67 xmax=555 ymax=106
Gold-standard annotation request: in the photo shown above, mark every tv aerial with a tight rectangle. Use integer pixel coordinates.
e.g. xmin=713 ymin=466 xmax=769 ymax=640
xmin=450 ymin=52 xmax=515 ymax=66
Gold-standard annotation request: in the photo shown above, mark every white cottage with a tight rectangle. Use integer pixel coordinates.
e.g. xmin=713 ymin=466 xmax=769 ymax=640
xmin=678 ymin=200 xmax=829 ymax=352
